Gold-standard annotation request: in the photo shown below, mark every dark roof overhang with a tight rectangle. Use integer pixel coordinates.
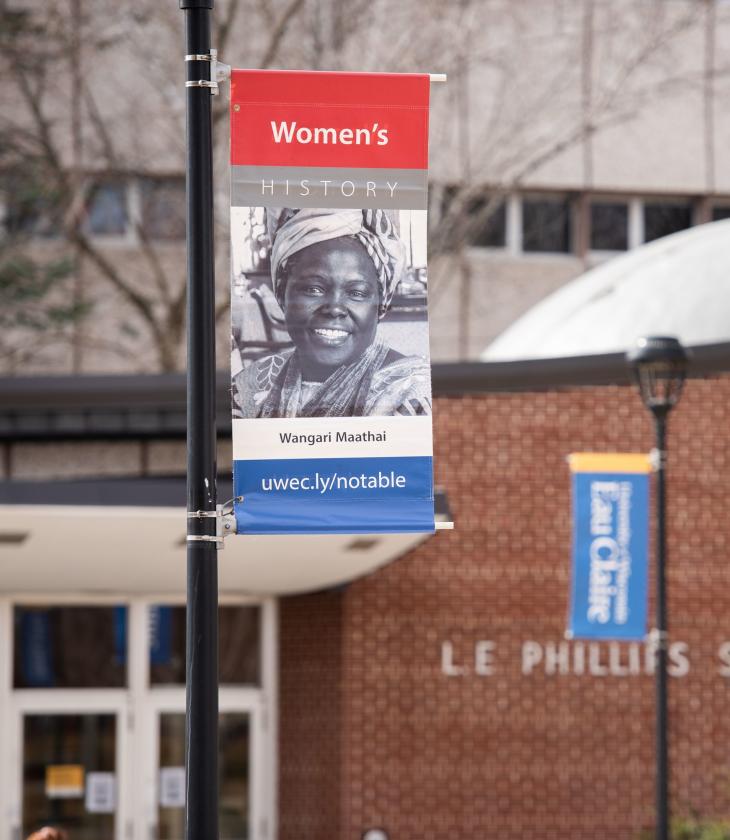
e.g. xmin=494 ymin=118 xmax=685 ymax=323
xmin=0 ymin=341 xmax=728 ymax=442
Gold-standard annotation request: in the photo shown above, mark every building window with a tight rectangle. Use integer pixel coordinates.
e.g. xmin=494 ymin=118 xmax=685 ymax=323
xmin=149 ymin=604 xmax=261 ymax=686
xmin=438 ymin=187 xmax=507 ymax=249
xmin=140 ymin=177 xmax=186 ymax=240
xmin=522 ymin=196 xmax=572 ymax=253
xmin=13 ymin=605 xmax=127 ymax=688
xmin=3 ymin=178 xmax=63 ymax=238
xmin=643 ymin=201 xmax=692 ymax=243
xmin=85 ymin=181 xmax=128 ymax=236
xmin=464 ymin=196 xmax=507 ymax=248
xmin=590 ymin=201 xmax=628 ymax=251
xmin=712 ymin=206 xmax=730 ymax=222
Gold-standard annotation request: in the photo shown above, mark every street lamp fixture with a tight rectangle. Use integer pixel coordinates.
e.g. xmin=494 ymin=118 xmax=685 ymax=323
xmin=628 ymin=336 xmax=688 ymax=416
xmin=627 ymin=335 xmax=688 ymax=840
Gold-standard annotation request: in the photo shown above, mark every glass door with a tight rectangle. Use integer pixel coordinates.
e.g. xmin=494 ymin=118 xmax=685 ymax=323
xmin=7 ymin=603 xmax=131 ymax=840
xmin=156 ymin=711 xmax=251 ymax=840
xmin=0 ymin=597 xmax=275 ymax=840
xmin=21 ymin=712 xmax=118 ymax=840
xmin=143 ymin=600 xmax=269 ymax=840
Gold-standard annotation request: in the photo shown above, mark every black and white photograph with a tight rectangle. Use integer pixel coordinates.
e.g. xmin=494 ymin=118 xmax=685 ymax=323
xmin=231 ymin=207 xmax=431 ymax=419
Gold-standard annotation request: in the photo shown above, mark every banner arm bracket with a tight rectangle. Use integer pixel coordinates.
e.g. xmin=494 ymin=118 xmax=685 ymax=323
xmin=187 ymin=497 xmax=241 ymax=547
xmin=185 ymin=48 xmax=231 ymax=95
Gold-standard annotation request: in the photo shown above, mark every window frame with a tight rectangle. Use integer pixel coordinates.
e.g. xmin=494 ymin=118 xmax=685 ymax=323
xmin=462 ymin=194 xmax=509 ymax=252
xmin=519 ymin=192 xmax=576 ymax=257
xmin=587 ymin=196 xmax=631 ymax=255
xmin=710 ymin=203 xmax=730 ymax=222
xmin=138 ymin=175 xmax=187 ymax=243
xmin=641 ymin=197 xmax=696 ymax=245
xmin=13 ymin=603 xmax=130 ymax=690
xmin=82 ymin=178 xmax=133 ymax=244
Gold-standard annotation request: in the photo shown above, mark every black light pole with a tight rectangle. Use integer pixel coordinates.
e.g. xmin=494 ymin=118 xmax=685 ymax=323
xmin=627 ymin=336 xmax=688 ymax=840
xmin=179 ymin=2 xmax=219 ymax=840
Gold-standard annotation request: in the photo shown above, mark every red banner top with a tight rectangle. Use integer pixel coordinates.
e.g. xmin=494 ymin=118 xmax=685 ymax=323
xmin=230 ymin=70 xmax=430 ymax=170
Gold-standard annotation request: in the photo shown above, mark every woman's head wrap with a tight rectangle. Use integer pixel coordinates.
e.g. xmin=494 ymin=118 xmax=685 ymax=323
xmin=265 ymin=208 xmax=406 ymax=319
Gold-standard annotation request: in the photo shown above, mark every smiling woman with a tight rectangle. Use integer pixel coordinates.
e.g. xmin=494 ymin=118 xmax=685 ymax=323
xmin=232 ymin=207 xmax=431 ymax=418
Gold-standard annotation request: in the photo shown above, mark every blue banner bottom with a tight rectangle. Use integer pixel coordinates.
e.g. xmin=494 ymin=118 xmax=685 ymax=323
xmin=233 ymin=455 xmax=435 ymax=535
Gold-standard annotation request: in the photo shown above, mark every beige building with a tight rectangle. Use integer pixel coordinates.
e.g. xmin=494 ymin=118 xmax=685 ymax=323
xmin=2 ymin=0 xmax=730 ymax=372
xmin=2 ymin=3 xmax=730 ymax=839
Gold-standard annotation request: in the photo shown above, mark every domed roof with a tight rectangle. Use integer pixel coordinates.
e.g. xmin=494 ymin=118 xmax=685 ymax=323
xmin=483 ymin=220 xmax=730 ymax=361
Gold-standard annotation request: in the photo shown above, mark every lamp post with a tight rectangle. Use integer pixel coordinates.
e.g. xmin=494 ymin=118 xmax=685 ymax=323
xmin=179 ymin=3 xmax=219 ymax=840
xmin=627 ymin=336 xmax=688 ymax=840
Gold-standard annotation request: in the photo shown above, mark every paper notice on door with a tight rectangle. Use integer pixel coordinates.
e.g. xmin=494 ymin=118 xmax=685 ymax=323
xmin=46 ymin=765 xmax=84 ymax=798
xmin=85 ymin=772 xmax=116 ymax=813
xmin=159 ymin=766 xmax=186 ymax=808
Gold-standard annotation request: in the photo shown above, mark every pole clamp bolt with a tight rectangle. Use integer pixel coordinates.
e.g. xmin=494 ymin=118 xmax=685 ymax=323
xmin=647 ymin=628 xmax=669 ymax=649
xmin=184 ymin=48 xmax=231 ymax=95
xmin=186 ymin=498 xmax=240 ymax=549
xmin=649 ymin=448 xmax=666 ymax=471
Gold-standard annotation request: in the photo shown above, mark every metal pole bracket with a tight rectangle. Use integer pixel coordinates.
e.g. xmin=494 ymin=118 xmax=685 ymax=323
xmin=185 ymin=48 xmax=231 ymax=95
xmin=649 ymin=447 xmax=667 ymax=472
xmin=647 ymin=627 xmax=669 ymax=650
xmin=187 ymin=497 xmax=240 ymax=548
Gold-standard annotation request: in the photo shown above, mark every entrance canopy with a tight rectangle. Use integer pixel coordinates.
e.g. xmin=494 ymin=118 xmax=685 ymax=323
xmin=0 ymin=373 xmax=449 ymax=597
xmin=0 ymin=478 xmax=448 ymax=595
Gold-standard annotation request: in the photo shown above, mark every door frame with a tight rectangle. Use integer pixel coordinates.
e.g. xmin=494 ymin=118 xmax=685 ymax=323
xmin=143 ymin=687 xmax=265 ymax=840
xmin=9 ymin=690 xmax=131 ymax=840
xmin=0 ymin=595 xmax=278 ymax=840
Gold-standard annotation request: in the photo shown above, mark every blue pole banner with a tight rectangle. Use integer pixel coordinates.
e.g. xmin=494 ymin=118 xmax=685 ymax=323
xmin=567 ymin=453 xmax=652 ymax=641
xmin=20 ymin=608 xmax=55 ymax=687
xmin=149 ymin=605 xmax=172 ymax=666
xmin=113 ymin=605 xmax=127 ymax=665
xmin=229 ymin=70 xmax=435 ymax=535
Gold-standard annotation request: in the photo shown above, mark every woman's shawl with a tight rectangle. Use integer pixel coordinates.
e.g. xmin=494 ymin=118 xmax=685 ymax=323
xmin=233 ymin=342 xmax=431 ymax=419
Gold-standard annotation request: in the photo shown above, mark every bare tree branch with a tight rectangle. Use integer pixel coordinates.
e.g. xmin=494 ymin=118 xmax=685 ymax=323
xmin=82 ymin=85 xmax=117 ymax=170
xmin=255 ymin=0 xmax=277 ymax=29
xmin=259 ymin=0 xmax=307 ymax=69
xmin=69 ymin=230 xmax=158 ymax=330
xmin=215 ymin=0 xmax=242 ymax=58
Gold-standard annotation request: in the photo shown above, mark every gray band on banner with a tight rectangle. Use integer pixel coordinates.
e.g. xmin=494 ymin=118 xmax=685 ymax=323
xmin=231 ymin=166 xmax=427 ymax=210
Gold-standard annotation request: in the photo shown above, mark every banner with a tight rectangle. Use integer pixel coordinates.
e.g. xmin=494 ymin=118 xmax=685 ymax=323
xmin=149 ymin=605 xmax=172 ymax=666
xmin=567 ymin=453 xmax=651 ymax=641
xmin=230 ymin=70 xmax=434 ymax=534
xmin=20 ymin=609 xmax=55 ymax=687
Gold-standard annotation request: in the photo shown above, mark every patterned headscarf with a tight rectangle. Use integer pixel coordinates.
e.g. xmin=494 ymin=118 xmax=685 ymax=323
xmin=265 ymin=208 xmax=406 ymax=319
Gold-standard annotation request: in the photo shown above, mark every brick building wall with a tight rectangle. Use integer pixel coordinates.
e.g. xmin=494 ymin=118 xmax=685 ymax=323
xmin=279 ymin=589 xmax=344 ymax=840
xmin=279 ymin=375 xmax=730 ymax=839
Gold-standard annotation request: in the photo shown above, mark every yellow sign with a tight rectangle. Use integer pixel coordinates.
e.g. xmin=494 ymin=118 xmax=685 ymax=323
xmin=45 ymin=765 xmax=84 ymax=798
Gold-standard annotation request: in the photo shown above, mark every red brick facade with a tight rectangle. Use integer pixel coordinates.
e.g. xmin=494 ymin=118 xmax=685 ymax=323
xmin=279 ymin=377 xmax=730 ymax=839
